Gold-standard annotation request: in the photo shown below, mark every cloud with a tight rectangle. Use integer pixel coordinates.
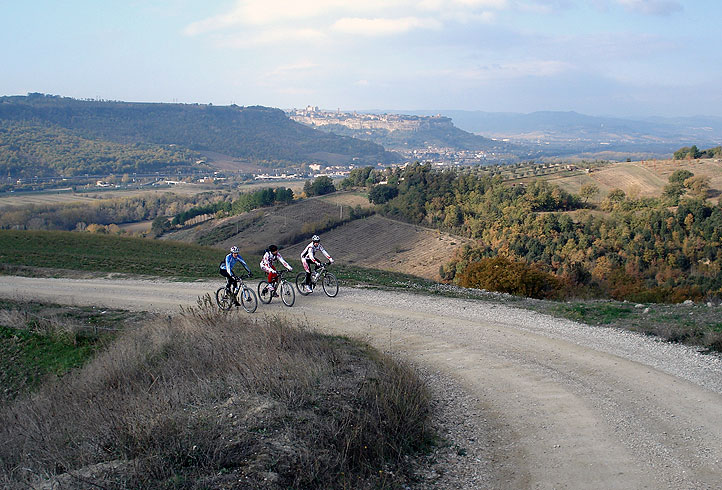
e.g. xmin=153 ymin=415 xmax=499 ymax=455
xmin=512 ymin=0 xmax=572 ymax=14
xmin=455 ymin=59 xmax=572 ymax=80
xmin=258 ymin=61 xmax=322 ymax=88
xmin=184 ymin=0 xmax=510 ymax=37
xmin=615 ymin=0 xmax=683 ymax=15
xmin=268 ymin=61 xmax=320 ymax=75
xmin=332 ymin=17 xmax=442 ymax=36
xmin=218 ymin=28 xmax=327 ymax=48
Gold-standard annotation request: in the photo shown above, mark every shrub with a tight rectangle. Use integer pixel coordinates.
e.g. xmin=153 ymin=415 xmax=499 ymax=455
xmin=456 ymin=255 xmax=560 ymax=299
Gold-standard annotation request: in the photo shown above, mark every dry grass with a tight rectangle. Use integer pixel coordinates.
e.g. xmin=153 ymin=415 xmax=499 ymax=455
xmin=543 ymin=159 xmax=722 ymax=202
xmin=0 ymin=297 xmax=432 ymax=489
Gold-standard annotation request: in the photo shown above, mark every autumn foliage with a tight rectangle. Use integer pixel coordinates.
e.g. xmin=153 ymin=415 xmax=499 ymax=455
xmin=457 ymin=255 xmax=560 ymax=299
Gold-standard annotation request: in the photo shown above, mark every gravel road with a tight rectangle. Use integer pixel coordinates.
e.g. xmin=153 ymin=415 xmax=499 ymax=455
xmin=2 ymin=275 xmax=721 ymax=489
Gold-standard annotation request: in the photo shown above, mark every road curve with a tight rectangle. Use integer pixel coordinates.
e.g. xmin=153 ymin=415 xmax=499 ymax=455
xmin=1 ymin=276 xmax=721 ymax=489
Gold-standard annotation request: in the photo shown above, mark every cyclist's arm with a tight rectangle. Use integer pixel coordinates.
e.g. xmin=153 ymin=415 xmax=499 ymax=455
xmin=238 ymin=255 xmax=251 ymax=275
xmin=277 ymin=253 xmax=292 ymax=270
xmin=319 ymin=245 xmax=333 ymax=263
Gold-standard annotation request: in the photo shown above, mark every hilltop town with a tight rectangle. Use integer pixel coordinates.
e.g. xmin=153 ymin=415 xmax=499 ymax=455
xmin=287 ymin=106 xmax=519 ymax=164
xmin=288 ymin=106 xmax=454 ymax=133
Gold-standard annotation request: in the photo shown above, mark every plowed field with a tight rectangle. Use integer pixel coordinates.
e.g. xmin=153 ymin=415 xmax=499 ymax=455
xmin=282 ymin=215 xmax=473 ymax=279
xmin=165 ymin=192 xmax=471 ymax=280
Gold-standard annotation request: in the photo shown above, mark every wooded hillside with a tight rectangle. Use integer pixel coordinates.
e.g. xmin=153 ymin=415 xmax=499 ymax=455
xmin=0 ymin=94 xmax=399 ymax=177
xmin=348 ymin=164 xmax=722 ymax=302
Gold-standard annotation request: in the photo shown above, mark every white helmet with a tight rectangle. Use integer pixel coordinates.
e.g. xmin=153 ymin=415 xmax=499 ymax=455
xmin=312 ymin=235 xmax=320 ymax=242
xmin=230 ymin=246 xmax=239 ymax=253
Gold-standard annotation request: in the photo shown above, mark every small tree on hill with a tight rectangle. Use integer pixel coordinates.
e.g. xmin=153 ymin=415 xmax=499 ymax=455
xmin=368 ymin=184 xmax=398 ymax=204
xmin=304 ymin=176 xmax=336 ymax=196
xmin=669 ymin=169 xmax=694 ymax=184
xmin=579 ymin=183 xmax=599 ymax=205
xmin=151 ymin=216 xmax=171 ymax=236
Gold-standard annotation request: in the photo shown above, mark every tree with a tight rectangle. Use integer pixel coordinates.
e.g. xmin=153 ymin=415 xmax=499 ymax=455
xmin=669 ymin=169 xmax=694 ymax=184
xmin=151 ymin=216 xmax=171 ymax=236
xmin=305 ymin=176 xmax=336 ymax=196
xmin=684 ymin=176 xmax=710 ymax=200
xmin=673 ymin=146 xmax=701 ymax=160
xmin=579 ymin=183 xmax=599 ymax=204
xmin=368 ymin=184 xmax=399 ymax=204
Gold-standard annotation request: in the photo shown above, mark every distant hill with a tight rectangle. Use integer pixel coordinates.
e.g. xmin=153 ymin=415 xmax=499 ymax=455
xmin=0 ymin=94 xmax=399 ymax=178
xmin=403 ymin=110 xmax=722 ymax=158
xmin=288 ymin=108 xmax=517 ymax=155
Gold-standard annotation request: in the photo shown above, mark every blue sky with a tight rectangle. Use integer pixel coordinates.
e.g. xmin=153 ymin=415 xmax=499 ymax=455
xmin=2 ymin=1 xmax=720 ymax=116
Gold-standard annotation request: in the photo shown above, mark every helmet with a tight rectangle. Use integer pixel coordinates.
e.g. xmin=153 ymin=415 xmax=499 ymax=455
xmin=230 ymin=246 xmax=239 ymax=254
xmin=269 ymin=245 xmax=278 ymax=253
xmin=312 ymin=235 xmax=320 ymax=242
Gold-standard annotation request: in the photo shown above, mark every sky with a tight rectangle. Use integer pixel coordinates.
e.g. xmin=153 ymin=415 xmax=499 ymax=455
xmin=2 ymin=1 xmax=721 ymax=117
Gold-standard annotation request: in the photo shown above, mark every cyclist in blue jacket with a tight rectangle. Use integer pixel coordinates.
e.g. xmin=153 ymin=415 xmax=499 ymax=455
xmin=219 ymin=246 xmax=251 ymax=298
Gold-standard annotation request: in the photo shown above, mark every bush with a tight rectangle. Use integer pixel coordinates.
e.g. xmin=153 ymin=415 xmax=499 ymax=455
xmin=456 ymin=255 xmax=560 ymax=299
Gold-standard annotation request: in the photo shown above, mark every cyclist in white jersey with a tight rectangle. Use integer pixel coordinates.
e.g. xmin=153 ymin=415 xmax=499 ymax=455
xmin=260 ymin=245 xmax=292 ymax=295
xmin=300 ymin=235 xmax=333 ymax=292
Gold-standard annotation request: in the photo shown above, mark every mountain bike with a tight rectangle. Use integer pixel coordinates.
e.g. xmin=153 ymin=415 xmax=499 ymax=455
xmin=258 ymin=269 xmax=295 ymax=307
xmin=295 ymin=262 xmax=338 ymax=297
xmin=215 ymin=274 xmax=257 ymax=313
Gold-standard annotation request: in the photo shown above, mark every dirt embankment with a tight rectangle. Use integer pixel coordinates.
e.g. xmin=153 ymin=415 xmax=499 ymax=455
xmin=2 ymin=276 xmax=722 ymax=488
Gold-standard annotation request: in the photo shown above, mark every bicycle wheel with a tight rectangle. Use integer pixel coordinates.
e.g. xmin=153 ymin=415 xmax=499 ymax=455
xmin=295 ymin=272 xmax=311 ymax=295
xmin=240 ymin=286 xmax=258 ymax=313
xmin=258 ymin=281 xmax=273 ymax=304
xmin=322 ymin=272 xmax=339 ymax=297
xmin=280 ymin=281 xmax=295 ymax=307
xmin=215 ymin=287 xmax=234 ymax=311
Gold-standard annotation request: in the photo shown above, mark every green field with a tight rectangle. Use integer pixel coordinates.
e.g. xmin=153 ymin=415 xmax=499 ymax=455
xmin=0 ymin=229 xmax=262 ymax=278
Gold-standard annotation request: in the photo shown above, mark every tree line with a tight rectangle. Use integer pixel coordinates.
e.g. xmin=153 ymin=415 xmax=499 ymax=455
xmin=0 ymin=192 xmax=230 ymax=233
xmin=673 ymin=145 xmax=722 ymax=160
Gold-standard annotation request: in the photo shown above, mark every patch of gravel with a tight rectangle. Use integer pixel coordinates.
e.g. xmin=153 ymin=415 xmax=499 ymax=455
xmin=358 ymin=286 xmax=722 ymax=395
xmin=405 ymin=367 xmax=495 ymax=490
xmin=452 ymin=299 xmax=722 ymax=395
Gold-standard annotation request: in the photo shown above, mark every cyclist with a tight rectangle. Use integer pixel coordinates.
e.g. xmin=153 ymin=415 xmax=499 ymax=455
xmin=260 ymin=244 xmax=292 ymax=296
xmin=219 ymin=246 xmax=251 ymax=304
xmin=301 ymin=235 xmax=334 ymax=293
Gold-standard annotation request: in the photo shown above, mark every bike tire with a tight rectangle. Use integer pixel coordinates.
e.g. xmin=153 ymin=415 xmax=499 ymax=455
xmin=295 ymin=272 xmax=311 ymax=295
xmin=280 ymin=281 xmax=295 ymax=307
xmin=216 ymin=287 xmax=234 ymax=311
xmin=258 ymin=281 xmax=273 ymax=304
xmin=322 ymin=272 xmax=339 ymax=297
xmin=240 ymin=286 xmax=258 ymax=313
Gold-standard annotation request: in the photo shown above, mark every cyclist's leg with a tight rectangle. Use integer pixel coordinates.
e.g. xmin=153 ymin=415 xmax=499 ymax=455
xmin=268 ymin=270 xmax=278 ymax=292
xmin=303 ymin=259 xmax=313 ymax=285
xmin=220 ymin=268 xmax=233 ymax=289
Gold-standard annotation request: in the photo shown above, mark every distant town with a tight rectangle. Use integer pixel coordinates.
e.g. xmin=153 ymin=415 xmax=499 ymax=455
xmin=288 ymin=106 xmax=510 ymax=166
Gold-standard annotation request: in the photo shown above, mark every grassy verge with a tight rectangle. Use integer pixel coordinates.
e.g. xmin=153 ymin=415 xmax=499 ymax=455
xmin=334 ymin=265 xmax=722 ymax=354
xmin=0 ymin=299 xmax=145 ymax=405
xmin=545 ymin=300 xmax=722 ymax=353
xmin=1 ymin=299 xmax=432 ymax=489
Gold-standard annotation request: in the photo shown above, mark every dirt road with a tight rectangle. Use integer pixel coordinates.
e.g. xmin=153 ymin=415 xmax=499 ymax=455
xmin=2 ymin=276 xmax=721 ymax=489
